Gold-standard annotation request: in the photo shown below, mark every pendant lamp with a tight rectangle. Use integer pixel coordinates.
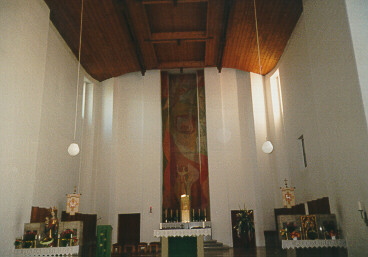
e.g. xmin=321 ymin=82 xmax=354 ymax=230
xmin=68 ymin=0 xmax=85 ymax=156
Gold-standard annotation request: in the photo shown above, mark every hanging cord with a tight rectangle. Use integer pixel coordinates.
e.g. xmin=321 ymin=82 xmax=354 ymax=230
xmin=76 ymin=0 xmax=84 ymax=194
xmin=253 ymin=0 xmax=262 ymax=74
xmin=73 ymin=0 xmax=84 ymax=141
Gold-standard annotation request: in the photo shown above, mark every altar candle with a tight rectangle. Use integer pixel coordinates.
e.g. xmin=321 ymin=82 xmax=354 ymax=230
xmin=160 ymin=223 xmax=162 ymax=229
xmin=170 ymin=209 xmax=173 ymax=218
xmin=198 ymin=209 xmax=201 ymax=217
xmin=358 ymin=201 xmax=362 ymax=210
xmin=204 ymin=209 xmax=206 ymax=217
xmin=304 ymin=203 xmax=309 ymax=215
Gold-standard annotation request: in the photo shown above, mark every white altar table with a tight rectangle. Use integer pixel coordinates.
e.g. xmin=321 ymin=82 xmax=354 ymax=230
xmin=282 ymin=240 xmax=346 ymax=257
xmin=154 ymin=228 xmax=211 ymax=257
xmin=14 ymin=246 xmax=79 ymax=256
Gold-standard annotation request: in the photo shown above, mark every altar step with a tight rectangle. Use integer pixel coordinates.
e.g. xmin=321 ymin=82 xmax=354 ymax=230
xmin=204 ymin=240 xmax=230 ymax=251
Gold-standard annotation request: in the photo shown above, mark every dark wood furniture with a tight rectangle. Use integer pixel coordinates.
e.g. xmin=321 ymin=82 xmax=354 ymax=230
xmin=118 ymin=213 xmax=140 ymax=251
xmin=149 ymin=242 xmax=160 ymax=253
xmin=137 ymin=242 xmax=148 ymax=253
xmin=30 ymin=206 xmax=58 ymax=223
xmin=61 ymin=211 xmax=97 ymax=257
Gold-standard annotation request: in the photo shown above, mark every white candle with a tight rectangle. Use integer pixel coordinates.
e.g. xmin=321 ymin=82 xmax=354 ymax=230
xmin=358 ymin=201 xmax=363 ymax=211
xmin=305 ymin=203 xmax=309 ymax=215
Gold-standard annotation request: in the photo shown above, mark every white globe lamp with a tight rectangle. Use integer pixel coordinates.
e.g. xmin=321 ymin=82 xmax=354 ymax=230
xmin=262 ymin=141 xmax=273 ymax=154
xmin=68 ymin=143 xmax=80 ymax=156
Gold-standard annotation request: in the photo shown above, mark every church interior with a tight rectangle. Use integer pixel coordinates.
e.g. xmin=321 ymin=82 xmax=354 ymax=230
xmin=1 ymin=0 xmax=368 ymax=256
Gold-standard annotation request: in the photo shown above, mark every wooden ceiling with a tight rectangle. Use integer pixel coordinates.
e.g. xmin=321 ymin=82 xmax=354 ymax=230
xmin=44 ymin=0 xmax=302 ymax=82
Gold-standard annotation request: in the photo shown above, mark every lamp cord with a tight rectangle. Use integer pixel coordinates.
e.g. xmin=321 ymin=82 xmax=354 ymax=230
xmin=253 ymin=0 xmax=262 ymax=75
xmin=73 ymin=0 xmax=84 ymax=141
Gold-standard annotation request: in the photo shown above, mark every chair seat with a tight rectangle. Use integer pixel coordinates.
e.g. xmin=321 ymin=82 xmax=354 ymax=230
xmin=149 ymin=242 xmax=160 ymax=253
xmin=137 ymin=242 xmax=148 ymax=253
xmin=123 ymin=244 xmax=136 ymax=253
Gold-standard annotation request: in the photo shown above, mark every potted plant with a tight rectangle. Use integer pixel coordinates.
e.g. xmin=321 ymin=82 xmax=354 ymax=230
xmin=233 ymin=207 xmax=255 ymax=248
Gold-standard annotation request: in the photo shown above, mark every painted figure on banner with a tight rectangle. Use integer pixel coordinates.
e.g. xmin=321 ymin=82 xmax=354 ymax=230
xmin=161 ymin=71 xmax=209 ymax=215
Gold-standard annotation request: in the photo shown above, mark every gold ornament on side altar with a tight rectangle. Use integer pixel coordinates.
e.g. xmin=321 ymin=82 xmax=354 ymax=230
xmin=66 ymin=187 xmax=80 ymax=215
xmin=280 ymin=178 xmax=296 ymax=209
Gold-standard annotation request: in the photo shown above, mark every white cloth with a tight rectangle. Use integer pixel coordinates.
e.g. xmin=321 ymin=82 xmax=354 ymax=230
xmin=14 ymin=246 xmax=79 ymax=256
xmin=282 ymin=239 xmax=346 ymax=249
xmin=154 ymin=228 xmax=211 ymax=238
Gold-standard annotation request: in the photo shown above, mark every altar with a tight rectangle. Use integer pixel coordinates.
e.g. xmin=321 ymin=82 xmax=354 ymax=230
xmin=154 ymin=228 xmax=211 ymax=257
xmin=282 ymin=239 xmax=347 ymax=257
xmin=14 ymin=246 xmax=79 ymax=257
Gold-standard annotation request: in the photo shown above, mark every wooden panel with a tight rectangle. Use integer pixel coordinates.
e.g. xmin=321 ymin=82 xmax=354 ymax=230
xmin=222 ymin=0 xmax=303 ymax=75
xmin=44 ymin=0 xmax=303 ymax=81
xmin=144 ymin=2 xmax=207 ymax=33
xmin=30 ymin=206 xmax=57 ymax=223
xmin=61 ymin=211 xmax=97 ymax=257
xmin=307 ymin=197 xmax=331 ymax=215
xmin=118 ymin=213 xmax=140 ymax=246
xmin=154 ymin=42 xmax=205 ymax=62
xmin=150 ymin=31 xmax=207 ymax=41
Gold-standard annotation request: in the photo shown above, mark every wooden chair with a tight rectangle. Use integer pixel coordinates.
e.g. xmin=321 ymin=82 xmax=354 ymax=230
xmin=137 ymin=242 xmax=148 ymax=253
xmin=112 ymin=243 xmax=122 ymax=255
xmin=149 ymin=242 xmax=160 ymax=253
xmin=123 ymin=243 xmax=136 ymax=254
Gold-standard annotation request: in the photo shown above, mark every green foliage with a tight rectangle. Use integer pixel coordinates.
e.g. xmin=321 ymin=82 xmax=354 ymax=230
xmin=233 ymin=206 xmax=255 ymax=238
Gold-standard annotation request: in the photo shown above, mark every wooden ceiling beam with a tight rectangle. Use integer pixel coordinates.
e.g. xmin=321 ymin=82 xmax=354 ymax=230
xmin=147 ymin=38 xmax=212 ymax=44
xmin=158 ymin=61 xmax=205 ymax=69
xmin=141 ymin=0 xmax=208 ymax=5
xmin=113 ymin=0 xmax=146 ymax=76
xmin=150 ymin=31 xmax=207 ymax=41
xmin=216 ymin=0 xmax=233 ymax=73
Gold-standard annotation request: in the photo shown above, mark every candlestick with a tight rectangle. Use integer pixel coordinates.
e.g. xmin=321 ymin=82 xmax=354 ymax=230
xmin=304 ymin=203 xmax=309 ymax=215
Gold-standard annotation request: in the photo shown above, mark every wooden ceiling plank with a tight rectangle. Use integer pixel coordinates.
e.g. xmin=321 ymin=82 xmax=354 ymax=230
xmin=159 ymin=61 xmax=205 ymax=69
xmin=149 ymin=38 xmax=212 ymax=44
xmin=150 ymin=31 xmax=207 ymax=40
xmin=141 ymin=0 xmax=208 ymax=5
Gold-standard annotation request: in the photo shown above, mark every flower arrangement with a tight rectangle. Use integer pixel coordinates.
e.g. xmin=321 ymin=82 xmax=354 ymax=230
xmin=323 ymin=221 xmax=338 ymax=239
xmin=233 ymin=208 xmax=255 ymax=238
xmin=22 ymin=231 xmax=37 ymax=248
xmin=60 ymin=229 xmax=75 ymax=239
xmin=280 ymin=228 xmax=288 ymax=240
xmin=233 ymin=206 xmax=255 ymax=247
xmin=60 ymin=229 xmax=78 ymax=247
xmin=290 ymin=231 xmax=300 ymax=239
xmin=280 ymin=223 xmax=302 ymax=240
xmin=14 ymin=239 xmax=23 ymax=249
xmin=23 ymin=231 xmax=37 ymax=241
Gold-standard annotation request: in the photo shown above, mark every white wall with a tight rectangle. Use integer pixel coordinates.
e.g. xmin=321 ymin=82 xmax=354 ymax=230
xmin=205 ymin=68 xmax=264 ymax=247
xmin=0 ymin=0 xmax=50 ymax=255
xmin=345 ymin=0 xmax=368 ymax=128
xmin=99 ymin=71 xmax=162 ymax=244
xmin=265 ymin=0 xmax=368 ymax=255
xmin=94 ymin=68 xmax=267 ymax=247
xmin=0 ymin=0 xmax=98 ymax=254
xmin=33 ymin=22 xmax=99 ymax=213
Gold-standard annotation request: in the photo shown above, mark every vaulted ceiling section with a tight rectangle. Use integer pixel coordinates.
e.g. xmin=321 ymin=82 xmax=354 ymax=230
xmin=44 ymin=0 xmax=303 ymax=82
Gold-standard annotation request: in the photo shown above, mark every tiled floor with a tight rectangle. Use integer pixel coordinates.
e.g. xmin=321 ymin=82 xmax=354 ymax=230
xmin=118 ymin=247 xmax=348 ymax=257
